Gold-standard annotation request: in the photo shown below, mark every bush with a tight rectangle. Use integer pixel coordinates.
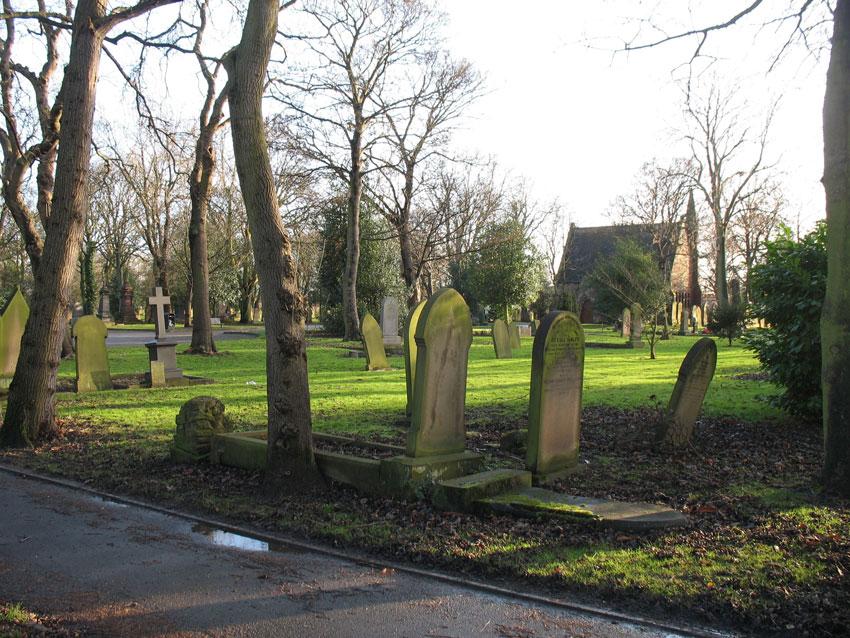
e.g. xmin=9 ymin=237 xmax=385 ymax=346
xmin=744 ymin=222 xmax=827 ymax=420
xmin=707 ymin=302 xmax=748 ymax=346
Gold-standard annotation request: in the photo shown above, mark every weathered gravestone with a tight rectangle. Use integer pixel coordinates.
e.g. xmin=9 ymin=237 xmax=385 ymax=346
xmin=678 ymin=308 xmax=690 ymax=336
xmin=406 ymin=287 xmax=472 ymax=457
xmin=621 ymin=307 xmax=631 ymax=338
xmin=361 ymin=313 xmax=390 ymax=370
xmin=492 ymin=318 xmax=512 ymax=359
xmin=509 ymin=321 xmax=521 ymax=349
xmin=404 ymin=300 xmax=426 ymax=416
xmin=380 ymin=296 xmax=402 ymax=347
xmin=657 ymin=337 xmax=717 ymax=447
xmin=170 ymin=396 xmax=233 ymax=462
xmin=692 ymin=305 xmax=703 ymax=330
xmin=118 ymin=285 xmax=137 ymax=323
xmin=672 ymin=302 xmax=681 ymax=329
xmin=628 ymin=303 xmax=643 ymax=346
xmin=527 ymin=311 xmax=585 ymax=482
xmin=98 ymin=287 xmax=112 ymax=322
xmin=0 ymin=289 xmax=29 ymax=387
xmin=73 ymin=315 xmax=113 ymax=393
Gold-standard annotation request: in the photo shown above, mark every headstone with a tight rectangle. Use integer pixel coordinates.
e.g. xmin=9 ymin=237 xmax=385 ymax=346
xmin=527 ymin=311 xmax=585 ymax=480
xmin=530 ymin=320 xmax=540 ymax=336
xmin=361 ymin=313 xmax=389 ymax=370
xmin=621 ymin=307 xmax=631 ymax=338
xmin=692 ymin=305 xmax=703 ymax=329
xmin=404 ymin=300 xmax=427 ymax=416
xmin=406 ymin=287 xmax=472 ymax=457
xmin=658 ymin=337 xmax=717 ymax=447
xmin=703 ymin=303 xmax=711 ymax=326
xmin=145 ymin=287 xmax=182 ymax=381
xmin=150 ymin=360 xmax=166 ymax=387
xmin=73 ymin=315 xmax=113 ymax=393
xmin=118 ymin=285 xmax=137 ymax=323
xmin=70 ymin=301 xmax=84 ymax=326
xmin=170 ymin=396 xmax=234 ymax=462
xmin=380 ymin=296 xmax=402 ymax=347
xmin=97 ymin=288 xmax=112 ymax=322
xmin=672 ymin=301 xmax=681 ymax=328
xmin=148 ymin=287 xmax=170 ymax=339
xmin=0 ymin=289 xmax=29 ymax=382
xmin=629 ymin=303 xmax=643 ymax=343
xmin=492 ymin=318 xmax=512 ymax=359
xmin=678 ymin=308 xmax=690 ymax=336
xmin=509 ymin=321 xmax=521 ymax=349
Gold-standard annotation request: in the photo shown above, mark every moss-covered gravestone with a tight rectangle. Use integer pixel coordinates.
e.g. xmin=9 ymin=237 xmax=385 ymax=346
xmin=0 ymin=289 xmax=29 ymax=387
xmin=73 ymin=315 xmax=113 ymax=393
xmin=527 ymin=311 xmax=585 ymax=482
xmin=404 ymin=300 xmax=426 ymax=416
xmin=406 ymin=287 xmax=472 ymax=457
xmin=621 ymin=307 xmax=631 ymax=338
xmin=492 ymin=318 xmax=512 ymax=359
xmin=657 ymin=337 xmax=717 ymax=447
xmin=509 ymin=321 xmax=521 ymax=349
xmin=170 ymin=396 xmax=233 ymax=462
xmin=361 ymin=313 xmax=389 ymax=370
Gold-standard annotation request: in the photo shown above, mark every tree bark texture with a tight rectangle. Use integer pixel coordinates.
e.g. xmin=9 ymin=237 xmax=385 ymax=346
xmin=342 ymin=126 xmax=363 ymax=342
xmin=822 ymin=0 xmax=850 ymax=496
xmin=225 ymin=0 xmax=318 ymax=491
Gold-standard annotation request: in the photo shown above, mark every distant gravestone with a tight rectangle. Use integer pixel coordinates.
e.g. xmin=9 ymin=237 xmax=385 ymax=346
xmin=404 ymin=300 xmax=426 ymax=416
xmin=170 ymin=396 xmax=233 ymax=462
xmin=621 ymin=307 xmax=631 ymax=338
xmin=492 ymin=319 xmax=512 ymax=359
xmin=678 ymin=308 xmax=690 ymax=336
xmin=527 ymin=311 xmax=585 ymax=481
xmin=406 ymin=288 xmax=472 ymax=457
xmin=73 ymin=315 xmax=113 ymax=393
xmin=0 ymin=289 xmax=29 ymax=382
xmin=672 ymin=302 xmax=681 ymax=328
xmin=361 ymin=313 xmax=389 ymax=370
xmin=119 ymin=285 xmax=137 ymax=323
xmin=509 ymin=321 xmax=521 ymax=349
xmin=70 ymin=301 xmax=84 ymax=326
xmin=530 ymin=319 xmax=540 ymax=336
xmin=380 ymin=296 xmax=402 ymax=347
xmin=692 ymin=305 xmax=703 ymax=330
xmin=629 ymin=303 xmax=643 ymax=343
xmin=150 ymin=360 xmax=166 ymax=387
xmin=657 ymin=337 xmax=717 ymax=447
xmin=98 ymin=287 xmax=112 ymax=322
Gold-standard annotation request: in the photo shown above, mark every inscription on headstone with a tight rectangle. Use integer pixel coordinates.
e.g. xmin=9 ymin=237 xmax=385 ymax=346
xmin=658 ymin=337 xmax=717 ymax=446
xmin=492 ymin=319 xmax=512 ymax=359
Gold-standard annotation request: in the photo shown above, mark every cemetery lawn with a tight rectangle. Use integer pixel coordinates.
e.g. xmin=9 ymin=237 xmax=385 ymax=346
xmin=1 ymin=329 xmax=848 ymax=636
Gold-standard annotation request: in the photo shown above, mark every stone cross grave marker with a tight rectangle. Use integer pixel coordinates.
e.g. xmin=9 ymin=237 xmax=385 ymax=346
xmin=509 ymin=321 xmax=521 ymax=349
xmin=527 ymin=311 xmax=585 ymax=481
xmin=404 ymin=300 xmax=426 ymax=416
xmin=73 ymin=315 xmax=113 ymax=393
xmin=621 ymin=307 xmax=631 ymax=338
xmin=148 ymin=287 xmax=170 ymax=339
xmin=629 ymin=303 xmax=643 ymax=343
xmin=406 ymin=288 xmax=472 ymax=457
xmin=658 ymin=337 xmax=717 ymax=447
xmin=492 ymin=318 xmax=512 ymax=359
xmin=380 ymin=296 xmax=402 ymax=347
xmin=0 ymin=289 xmax=29 ymax=381
xmin=361 ymin=313 xmax=389 ymax=370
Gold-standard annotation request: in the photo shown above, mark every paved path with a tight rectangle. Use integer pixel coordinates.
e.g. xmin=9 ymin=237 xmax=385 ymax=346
xmin=0 ymin=470 xmax=719 ymax=638
xmin=105 ymin=329 xmax=260 ymax=348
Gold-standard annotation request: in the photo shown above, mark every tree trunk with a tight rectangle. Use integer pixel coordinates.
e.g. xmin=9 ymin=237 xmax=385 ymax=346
xmin=225 ymin=0 xmax=319 ymax=491
xmin=0 ymin=0 xmax=105 ymax=447
xmin=714 ymin=221 xmax=729 ymax=305
xmin=822 ymin=0 xmax=850 ymax=496
xmin=342 ymin=127 xmax=363 ymax=342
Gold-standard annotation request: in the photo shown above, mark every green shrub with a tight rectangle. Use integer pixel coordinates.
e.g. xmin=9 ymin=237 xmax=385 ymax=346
xmin=744 ymin=222 xmax=827 ymax=420
xmin=707 ymin=302 xmax=748 ymax=346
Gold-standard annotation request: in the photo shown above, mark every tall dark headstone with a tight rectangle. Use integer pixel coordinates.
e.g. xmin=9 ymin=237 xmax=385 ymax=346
xmin=97 ymin=287 xmax=112 ymax=322
xmin=118 ymin=285 xmax=138 ymax=324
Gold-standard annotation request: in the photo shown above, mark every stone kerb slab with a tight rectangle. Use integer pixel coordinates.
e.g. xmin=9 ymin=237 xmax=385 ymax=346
xmin=621 ymin=307 xmax=631 ymax=338
xmin=361 ymin=313 xmax=389 ymax=371
xmin=403 ymin=300 xmax=426 ymax=416
xmin=508 ymin=322 xmax=521 ymax=349
xmin=406 ymin=287 xmax=472 ymax=457
xmin=526 ymin=311 xmax=585 ymax=482
xmin=658 ymin=337 xmax=717 ymax=447
xmin=0 ymin=289 xmax=29 ymax=384
xmin=73 ymin=315 xmax=113 ymax=393
xmin=492 ymin=319 xmax=512 ymax=359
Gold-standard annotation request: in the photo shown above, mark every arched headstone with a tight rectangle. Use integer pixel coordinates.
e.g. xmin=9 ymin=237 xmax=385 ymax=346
xmin=492 ymin=319 xmax=512 ymax=359
xmin=73 ymin=315 xmax=113 ymax=392
xmin=361 ymin=313 xmax=389 ymax=370
xmin=658 ymin=337 xmax=717 ymax=446
xmin=403 ymin=300 xmax=426 ymax=416
xmin=508 ymin=321 xmax=521 ymax=349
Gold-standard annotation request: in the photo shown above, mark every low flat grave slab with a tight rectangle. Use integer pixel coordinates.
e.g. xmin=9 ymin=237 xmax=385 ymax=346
xmin=478 ymin=487 xmax=687 ymax=530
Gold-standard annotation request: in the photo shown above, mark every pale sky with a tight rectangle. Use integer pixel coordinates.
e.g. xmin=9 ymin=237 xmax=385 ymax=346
xmin=442 ymin=2 xmax=829 ymax=233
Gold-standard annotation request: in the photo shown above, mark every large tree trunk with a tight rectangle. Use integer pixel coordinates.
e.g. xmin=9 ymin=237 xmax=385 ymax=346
xmin=225 ymin=0 xmax=319 ymax=492
xmin=822 ymin=0 xmax=850 ymax=496
xmin=714 ymin=220 xmax=729 ymax=305
xmin=342 ymin=127 xmax=363 ymax=342
xmin=0 ymin=0 xmax=105 ymax=447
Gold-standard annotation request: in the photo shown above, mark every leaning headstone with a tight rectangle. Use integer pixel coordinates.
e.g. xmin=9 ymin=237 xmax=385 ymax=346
xmin=621 ymin=307 xmax=631 ymax=338
xmin=404 ymin=300 xmax=426 ymax=416
xmin=380 ymin=296 xmax=402 ymax=347
xmin=492 ymin=319 xmax=512 ymax=359
xmin=629 ymin=303 xmax=643 ymax=344
xmin=509 ymin=321 xmax=521 ymax=349
xmin=73 ymin=315 xmax=113 ymax=393
xmin=406 ymin=287 xmax=472 ymax=457
xmin=678 ymin=308 xmax=690 ymax=336
xmin=361 ymin=313 xmax=389 ymax=370
xmin=0 ymin=289 xmax=29 ymax=384
xmin=657 ymin=337 xmax=717 ymax=447
xmin=170 ymin=396 xmax=233 ymax=462
xmin=527 ymin=311 xmax=585 ymax=482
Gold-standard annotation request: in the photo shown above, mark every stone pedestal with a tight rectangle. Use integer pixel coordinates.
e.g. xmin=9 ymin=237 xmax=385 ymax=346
xmin=98 ymin=288 xmax=112 ymax=322
xmin=145 ymin=340 xmax=183 ymax=381
xmin=119 ymin=285 xmax=138 ymax=323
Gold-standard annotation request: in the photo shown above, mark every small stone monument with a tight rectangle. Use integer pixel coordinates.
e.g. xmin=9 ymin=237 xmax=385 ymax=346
xmin=404 ymin=300 xmax=426 ymax=416
xmin=657 ymin=337 xmax=717 ymax=447
xmin=0 ymin=289 xmax=29 ymax=387
xmin=406 ymin=287 xmax=472 ymax=457
xmin=73 ymin=315 xmax=113 ymax=393
xmin=492 ymin=319 xmax=512 ymax=359
xmin=361 ymin=313 xmax=389 ymax=370
xmin=509 ymin=321 xmax=521 ymax=349
xmin=621 ymin=307 xmax=631 ymax=338
xmin=692 ymin=305 xmax=702 ymax=330
xmin=628 ymin=303 xmax=643 ymax=346
xmin=170 ymin=396 xmax=233 ymax=462
xmin=118 ymin=285 xmax=138 ymax=323
xmin=145 ymin=287 xmax=182 ymax=382
xmin=678 ymin=308 xmax=690 ymax=336
xmin=98 ymin=288 xmax=112 ymax=322
xmin=380 ymin=296 xmax=402 ymax=347
xmin=526 ymin=311 xmax=585 ymax=482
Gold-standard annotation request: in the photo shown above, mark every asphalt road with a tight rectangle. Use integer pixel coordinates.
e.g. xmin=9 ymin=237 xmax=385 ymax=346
xmin=105 ymin=329 xmax=261 ymax=348
xmin=0 ymin=470 xmax=717 ymax=638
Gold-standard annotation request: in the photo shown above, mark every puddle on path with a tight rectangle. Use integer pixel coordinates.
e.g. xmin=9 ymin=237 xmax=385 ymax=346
xmin=191 ymin=523 xmax=298 ymax=554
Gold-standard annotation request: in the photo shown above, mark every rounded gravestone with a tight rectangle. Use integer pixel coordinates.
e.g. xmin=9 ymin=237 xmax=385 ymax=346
xmin=361 ymin=313 xmax=389 ymax=370
xmin=660 ymin=337 xmax=718 ymax=447
xmin=492 ymin=318 xmax=512 ymax=359
xmin=404 ymin=300 xmax=427 ymax=416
